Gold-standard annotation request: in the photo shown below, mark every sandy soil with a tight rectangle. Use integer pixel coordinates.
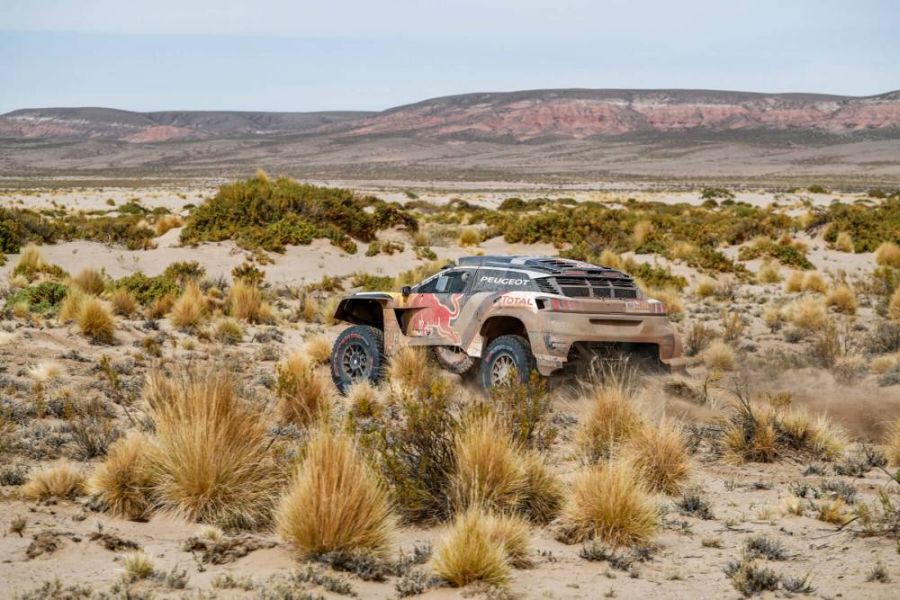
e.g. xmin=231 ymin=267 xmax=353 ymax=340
xmin=1 ymin=185 xmax=899 ymax=599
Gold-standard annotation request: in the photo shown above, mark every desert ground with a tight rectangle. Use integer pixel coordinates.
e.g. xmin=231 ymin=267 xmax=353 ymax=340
xmin=1 ymin=178 xmax=899 ymax=600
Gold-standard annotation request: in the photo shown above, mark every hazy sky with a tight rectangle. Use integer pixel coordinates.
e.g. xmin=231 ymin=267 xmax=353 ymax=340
xmin=1 ymin=0 xmax=898 ymax=113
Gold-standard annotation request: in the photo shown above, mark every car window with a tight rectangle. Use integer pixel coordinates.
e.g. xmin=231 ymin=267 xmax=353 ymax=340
xmin=418 ymin=270 xmax=469 ymax=294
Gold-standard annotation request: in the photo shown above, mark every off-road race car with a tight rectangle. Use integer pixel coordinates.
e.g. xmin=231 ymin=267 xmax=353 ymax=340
xmin=329 ymin=256 xmax=685 ymax=392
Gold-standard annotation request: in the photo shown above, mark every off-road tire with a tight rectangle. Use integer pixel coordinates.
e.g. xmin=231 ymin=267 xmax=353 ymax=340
xmin=479 ymin=334 xmax=536 ymax=391
xmin=330 ymin=325 xmax=385 ymax=394
xmin=432 ymin=346 xmax=477 ymax=375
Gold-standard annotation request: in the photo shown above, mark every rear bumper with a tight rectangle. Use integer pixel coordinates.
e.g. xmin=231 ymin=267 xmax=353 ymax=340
xmin=527 ymin=310 xmax=683 ymax=375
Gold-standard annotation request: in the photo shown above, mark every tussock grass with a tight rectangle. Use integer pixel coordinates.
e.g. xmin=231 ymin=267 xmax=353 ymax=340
xmin=275 ymin=352 xmax=333 ymax=427
xmin=884 ymin=419 xmax=900 ymax=467
xmin=703 ymin=340 xmax=736 ymax=371
xmin=88 ymin=432 xmax=157 ymax=520
xmin=387 ymin=346 xmax=432 ymax=393
xmin=871 ymin=355 xmax=897 ymax=375
xmin=576 ymin=383 xmax=644 ymax=462
xmin=518 ymin=451 xmax=564 ymax=524
xmin=229 ymin=279 xmax=273 ymax=323
xmin=693 ymin=277 xmax=718 ymax=298
xmin=646 ymin=287 xmax=683 ymax=314
xmin=276 ymin=428 xmax=394 ymax=558
xmin=816 ymin=498 xmax=849 ymax=525
xmin=214 ymin=318 xmax=244 ymax=344
xmin=16 ymin=245 xmax=46 ymax=273
xmin=890 ymin=286 xmax=900 ymax=321
xmin=154 ymin=214 xmax=183 ymax=236
xmin=458 ymin=228 xmax=482 ymax=246
xmin=123 ymin=551 xmax=155 ymax=581
xmin=148 ymin=293 xmax=176 ymax=319
xmin=786 ymin=296 xmax=827 ymax=331
xmin=785 ymin=270 xmax=805 ymax=293
xmin=347 ymin=381 xmax=382 ymax=420
xmin=778 ymin=410 xmax=846 ymax=461
xmin=724 ymin=403 xmax=777 ymax=463
xmin=598 ymin=249 xmax=622 ymax=269
xmin=451 ymin=413 xmax=526 ymax=513
xmin=834 ymin=232 xmax=854 ymax=252
xmin=802 ymin=271 xmax=828 ymax=294
xmin=485 ymin=512 xmax=532 ymax=568
xmin=756 ymin=261 xmax=781 ymax=284
xmin=304 ymin=334 xmax=332 ymax=366
xmin=432 ymin=508 xmax=510 ymax=587
xmin=561 ymin=460 xmax=658 ymax=547
xmin=21 ymin=463 xmax=85 ymax=500
xmin=875 ymin=241 xmax=900 ymax=268
xmin=109 ymin=288 xmax=138 ymax=317
xmin=71 ymin=268 xmax=107 ymax=295
xmin=58 ymin=287 xmax=87 ymax=323
xmin=146 ymin=367 xmax=277 ymax=528
xmin=77 ymin=297 xmax=115 ymax=344
xmin=27 ymin=361 xmax=65 ymax=382
xmin=624 ymin=421 xmax=690 ymax=495
xmin=826 ymin=284 xmax=857 ymax=314
xmin=170 ymin=281 xmax=207 ymax=330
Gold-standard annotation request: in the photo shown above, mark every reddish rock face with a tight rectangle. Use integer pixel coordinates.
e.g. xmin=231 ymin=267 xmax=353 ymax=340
xmin=1 ymin=89 xmax=898 ymax=143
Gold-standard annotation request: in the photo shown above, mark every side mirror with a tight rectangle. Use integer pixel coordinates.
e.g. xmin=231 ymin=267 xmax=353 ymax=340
xmin=401 ymin=285 xmax=412 ymax=297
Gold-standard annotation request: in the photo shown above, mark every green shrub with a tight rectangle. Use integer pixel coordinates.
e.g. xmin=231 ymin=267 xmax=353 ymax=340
xmin=351 ymin=273 xmax=393 ymax=291
xmin=113 ymin=272 xmax=181 ymax=306
xmin=738 ymin=240 xmax=813 ymax=269
xmin=180 ymin=174 xmax=417 ymax=255
xmin=4 ymin=281 xmax=68 ymax=315
xmin=163 ymin=261 xmax=207 ymax=285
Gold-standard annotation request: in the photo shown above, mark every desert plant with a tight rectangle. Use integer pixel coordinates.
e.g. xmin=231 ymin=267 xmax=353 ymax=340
xmin=724 ymin=402 xmax=777 ymax=464
xmin=785 ymin=270 xmax=805 ymax=293
xmin=304 ymin=334 xmax=332 ymax=366
xmin=146 ymin=367 xmax=277 ymax=528
xmin=71 ymin=268 xmax=107 ymax=295
xmin=275 ymin=352 xmax=333 ymax=428
xmin=802 ymin=271 xmax=828 ymax=294
xmin=623 ymin=420 xmax=691 ymax=495
xmin=757 ymin=261 xmax=781 ymax=284
xmin=884 ymin=419 xmax=900 ymax=467
xmin=576 ymin=382 xmax=644 ymax=463
xmin=276 ymin=428 xmax=394 ymax=558
xmin=786 ymin=296 xmax=827 ymax=331
xmin=431 ymin=508 xmax=510 ymax=587
xmin=387 ymin=346 xmax=432 ymax=393
xmin=451 ymin=413 xmax=526 ymax=513
xmin=834 ymin=232 xmax=854 ymax=252
xmin=826 ymin=284 xmax=857 ymax=314
xmin=647 ymin=286 xmax=683 ymax=314
xmin=148 ymin=293 xmax=176 ymax=319
xmin=890 ymin=286 xmax=900 ymax=321
xmin=560 ymin=460 xmax=658 ymax=547
xmin=21 ymin=463 xmax=85 ymax=500
xmin=458 ymin=228 xmax=482 ymax=246
xmin=693 ymin=277 xmax=718 ymax=299
xmin=684 ymin=321 xmax=716 ymax=356
xmin=123 ymin=551 xmax=155 ymax=581
xmin=213 ymin=318 xmax=243 ymax=344
xmin=875 ymin=242 xmax=900 ymax=268
xmin=518 ymin=451 xmax=564 ymax=524
xmin=109 ymin=288 xmax=138 ymax=317
xmin=703 ymin=340 xmax=736 ymax=371
xmin=88 ymin=432 xmax=157 ymax=520
xmin=229 ymin=279 xmax=273 ymax=323
xmin=77 ymin=297 xmax=115 ymax=343
xmin=169 ymin=280 xmax=207 ymax=330
xmin=58 ymin=287 xmax=87 ymax=322
xmin=155 ymin=214 xmax=183 ymax=236
xmin=485 ymin=511 xmax=532 ymax=569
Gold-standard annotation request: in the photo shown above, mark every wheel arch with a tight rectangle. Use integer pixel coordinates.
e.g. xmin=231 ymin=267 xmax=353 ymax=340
xmin=334 ymin=297 xmax=386 ymax=330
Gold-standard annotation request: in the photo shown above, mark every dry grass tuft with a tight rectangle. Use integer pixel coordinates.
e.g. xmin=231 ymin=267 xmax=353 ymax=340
xmin=890 ymin=286 xmax=900 ymax=321
xmin=647 ymin=287 xmax=683 ymax=314
xmin=485 ymin=511 xmax=532 ymax=568
xmin=170 ymin=281 xmax=207 ymax=330
xmin=518 ymin=451 xmax=565 ymax=524
xmin=27 ymin=361 xmax=65 ymax=382
xmin=109 ymin=288 xmax=138 ymax=317
xmin=785 ymin=270 xmax=805 ymax=293
xmin=451 ymin=413 xmax=526 ymax=513
xmin=276 ymin=428 xmax=394 ymax=558
xmin=826 ymin=285 xmax=857 ymax=314
xmin=432 ymin=508 xmax=510 ymax=587
xmin=693 ymin=277 xmax=718 ymax=299
xmin=561 ymin=460 xmax=658 ymax=547
xmin=884 ymin=419 xmax=900 ymax=467
xmin=756 ymin=261 xmax=782 ymax=284
xmin=786 ymin=296 xmax=827 ymax=331
xmin=576 ymin=383 xmax=644 ymax=462
xmin=703 ymin=340 xmax=736 ymax=371
xmin=875 ymin=242 xmax=900 ymax=268
xmin=598 ymin=249 xmax=622 ymax=269
xmin=58 ymin=287 xmax=87 ymax=323
xmin=71 ymin=268 xmax=107 ymax=295
xmin=88 ymin=432 xmax=157 ymax=520
xmin=458 ymin=228 xmax=482 ymax=247
xmin=275 ymin=352 xmax=333 ymax=427
xmin=834 ymin=232 xmax=854 ymax=252
xmin=146 ymin=367 xmax=277 ymax=528
xmin=155 ymin=214 xmax=183 ymax=236
xmin=304 ymin=334 xmax=332 ymax=366
xmin=214 ymin=318 xmax=244 ymax=344
xmin=229 ymin=279 xmax=273 ymax=324
xmin=871 ymin=355 xmax=897 ymax=375
xmin=21 ymin=463 xmax=85 ymax=500
xmin=15 ymin=245 xmax=46 ymax=275
xmin=387 ymin=346 xmax=432 ymax=392
xmin=816 ymin=498 xmax=849 ymax=525
xmin=623 ymin=420 xmax=691 ymax=495
xmin=77 ymin=297 xmax=116 ymax=344
xmin=123 ymin=551 xmax=155 ymax=581
xmin=148 ymin=293 xmax=176 ymax=319
xmin=724 ymin=403 xmax=777 ymax=463
xmin=347 ymin=381 xmax=382 ymax=420
xmin=802 ymin=271 xmax=828 ymax=294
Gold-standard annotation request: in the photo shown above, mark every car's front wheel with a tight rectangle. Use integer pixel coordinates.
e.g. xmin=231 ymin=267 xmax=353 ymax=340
xmin=330 ymin=325 xmax=385 ymax=394
xmin=479 ymin=334 xmax=536 ymax=390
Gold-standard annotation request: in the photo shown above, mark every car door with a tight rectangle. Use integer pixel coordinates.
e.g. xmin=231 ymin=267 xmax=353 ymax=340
xmin=406 ymin=269 xmax=472 ymax=344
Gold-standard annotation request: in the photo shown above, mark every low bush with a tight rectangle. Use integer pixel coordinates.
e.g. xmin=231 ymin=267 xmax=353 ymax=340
xmin=624 ymin=421 xmax=691 ymax=495
xmin=77 ymin=297 xmax=115 ymax=344
xmin=275 ymin=353 xmax=333 ymax=428
xmin=21 ymin=463 xmax=85 ymax=500
xmin=88 ymin=432 xmax=156 ymax=520
xmin=431 ymin=508 xmax=510 ymax=587
xmin=3 ymin=281 xmax=67 ymax=316
xmin=576 ymin=382 xmax=644 ymax=462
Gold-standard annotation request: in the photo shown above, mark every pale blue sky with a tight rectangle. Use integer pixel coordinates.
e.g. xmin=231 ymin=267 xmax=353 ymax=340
xmin=1 ymin=0 xmax=898 ymax=113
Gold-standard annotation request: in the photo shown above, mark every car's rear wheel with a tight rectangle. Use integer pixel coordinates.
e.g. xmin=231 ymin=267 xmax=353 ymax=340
xmin=479 ymin=334 xmax=535 ymax=390
xmin=330 ymin=325 xmax=385 ymax=394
